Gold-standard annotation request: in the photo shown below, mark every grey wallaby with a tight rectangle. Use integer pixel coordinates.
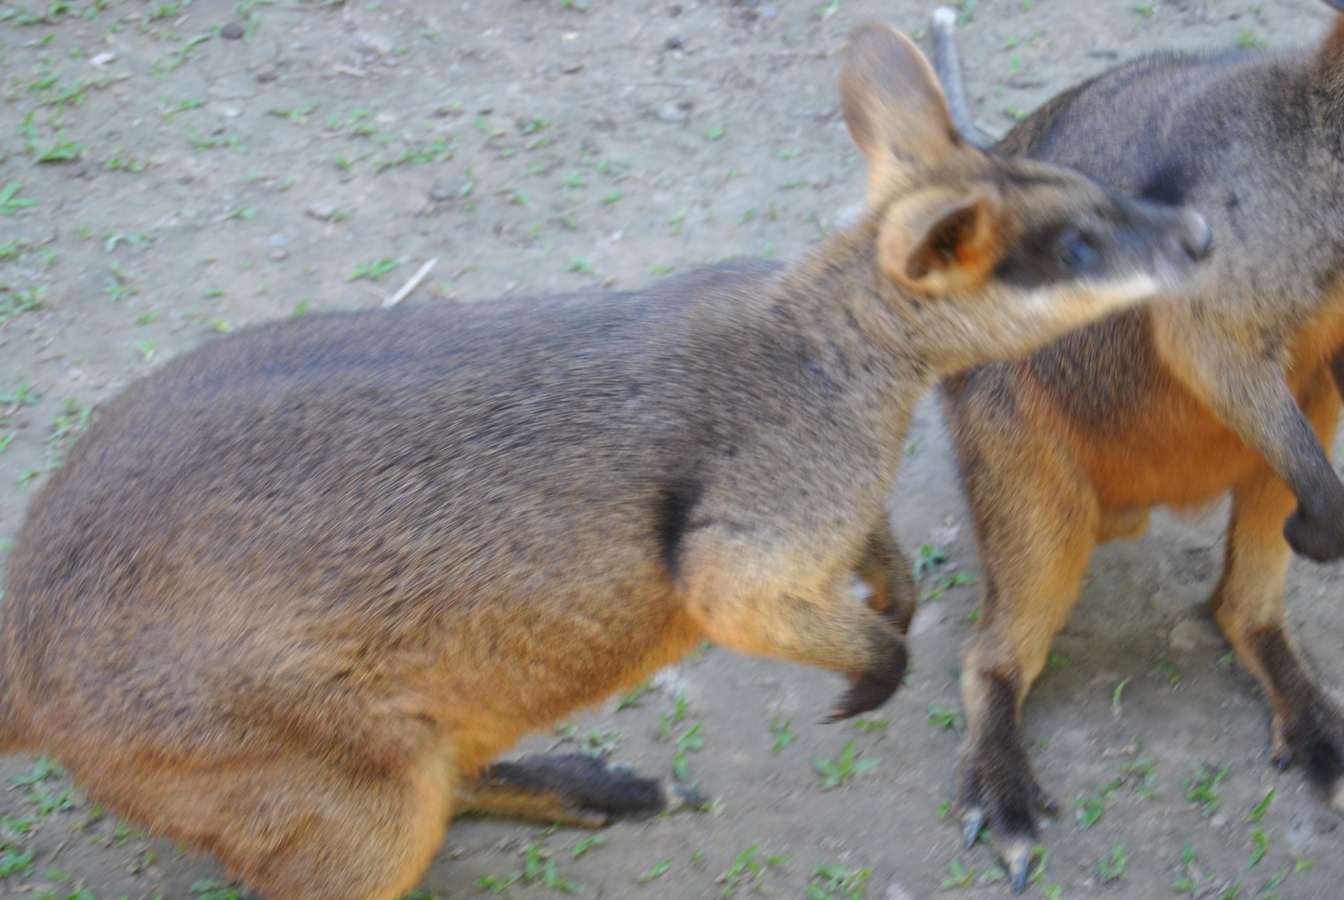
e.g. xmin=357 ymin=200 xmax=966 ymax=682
xmin=0 ymin=22 xmax=1210 ymax=900
xmin=930 ymin=1 xmax=1344 ymax=892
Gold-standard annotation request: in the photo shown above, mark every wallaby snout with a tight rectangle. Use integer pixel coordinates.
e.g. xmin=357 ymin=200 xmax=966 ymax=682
xmin=1119 ymin=197 xmax=1213 ymax=286
xmin=1179 ymin=209 xmax=1213 ymax=261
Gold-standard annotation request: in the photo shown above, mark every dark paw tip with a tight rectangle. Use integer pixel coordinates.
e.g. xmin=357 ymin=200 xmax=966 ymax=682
xmin=1284 ymin=508 xmax=1344 ymax=563
xmin=827 ymin=640 xmax=908 ymax=721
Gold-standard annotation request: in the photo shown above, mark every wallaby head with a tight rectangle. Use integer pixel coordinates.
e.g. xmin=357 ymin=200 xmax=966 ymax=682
xmin=839 ymin=23 xmax=1212 ymax=373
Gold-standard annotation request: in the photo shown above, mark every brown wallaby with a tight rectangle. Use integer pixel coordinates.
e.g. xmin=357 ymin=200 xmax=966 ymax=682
xmin=929 ymin=1 xmax=1344 ymax=892
xmin=0 ymin=23 xmax=1210 ymax=900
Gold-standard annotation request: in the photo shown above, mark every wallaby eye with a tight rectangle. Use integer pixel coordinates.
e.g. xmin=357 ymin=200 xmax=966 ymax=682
xmin=1056 ymin=229 xmax=1101 ymax=275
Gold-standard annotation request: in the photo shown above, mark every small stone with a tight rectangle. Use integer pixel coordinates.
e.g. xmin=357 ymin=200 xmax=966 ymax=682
xmin=428 ymin=180 xmax=459 ymax=203
xmin=306 ymin=202 xmax=339 ymax=221
xmin=884 ymin=883 xmax=915 ymax=900
xmin=760 ymin=4 xmax=778 ymax=17
xmin=1169 ymin=618 xmax=1221 ymax=652
xmin=909 ymin=604 xmax=943 ymax=637
xmin=90 ymin=50 xmax=117 ymax=67
xmin=269 ymin=249 xmax=289 ymax=262
xmin=1209 ymin=812 xmax=1228 ymax=829
xmin=664 ymin=35 xmax=685 ymax=51
xmin=255 ymin=69 xmax=279 ymax=84
xmin=355 ymin=30 xmax=393 ymax=55
xmin=655 ymin=101 xmax=690 ymax=124
xmin=268 ymin=234 xmax=290 ymax=249
xmin=220 ymin=21 xmax=245 ymax=40
xmin=833 ymin=203 xmax=864 ymax=231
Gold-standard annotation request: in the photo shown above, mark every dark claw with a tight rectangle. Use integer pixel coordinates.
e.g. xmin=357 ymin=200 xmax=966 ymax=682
xmin=1002 ymin=840 xmax=1034 ymax=896
xmin=961 ymin=807 xmax=985 ymax=849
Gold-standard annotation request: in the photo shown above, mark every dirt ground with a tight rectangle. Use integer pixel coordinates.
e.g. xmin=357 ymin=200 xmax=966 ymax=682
xmin=3 ymin=0 xmax=1344 ymax=897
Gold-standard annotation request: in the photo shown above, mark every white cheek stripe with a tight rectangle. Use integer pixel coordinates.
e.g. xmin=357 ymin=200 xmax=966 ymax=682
xmin=1018 ymin=273 xmax=1163 ymax=320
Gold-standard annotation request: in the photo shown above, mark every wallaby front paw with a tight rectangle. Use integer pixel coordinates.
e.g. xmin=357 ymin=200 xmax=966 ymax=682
xmin=824 ymin=626 xmax=907 ymax=722
xmin=1284 ymin=503 xmax=1344 ymax=562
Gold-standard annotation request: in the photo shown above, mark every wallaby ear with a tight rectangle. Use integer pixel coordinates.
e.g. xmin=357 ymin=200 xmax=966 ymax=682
xmin=878 ymin=187 xmax=1002 ymax=295
xmin=840 ymin=23 xmax=962 ymax=200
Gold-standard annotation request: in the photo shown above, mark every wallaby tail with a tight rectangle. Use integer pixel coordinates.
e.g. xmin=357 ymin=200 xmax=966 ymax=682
xmin=930 ymin=7 xmax=996 ymax=149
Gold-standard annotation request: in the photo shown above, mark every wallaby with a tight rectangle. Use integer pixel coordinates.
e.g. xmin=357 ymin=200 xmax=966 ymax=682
xmin=929 ymin=2 xmax=1344 ymax=892
xmin=0 ymin=24 xmax=1210 ymax=900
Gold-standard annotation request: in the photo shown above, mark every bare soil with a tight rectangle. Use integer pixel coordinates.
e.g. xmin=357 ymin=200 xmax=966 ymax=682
xmin=2 ymin=1 xmax=1343 ymax=897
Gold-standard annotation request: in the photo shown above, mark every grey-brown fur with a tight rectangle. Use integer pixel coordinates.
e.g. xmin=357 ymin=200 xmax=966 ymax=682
xmin=0 ymin=23 xmax=1209 ymax=900
xmin=931 ymin=4 xmax=1344 ymax=892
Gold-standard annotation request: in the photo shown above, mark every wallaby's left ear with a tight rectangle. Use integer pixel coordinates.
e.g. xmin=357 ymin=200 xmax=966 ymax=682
xmin=840 ymin=23 xmax=964 ymax=203
xmin=878 ymin=187 xmax=1003 ymax=295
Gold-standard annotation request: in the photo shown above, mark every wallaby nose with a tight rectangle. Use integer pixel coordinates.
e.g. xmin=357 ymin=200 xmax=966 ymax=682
xmin=1180 ymin=210 xmax=1213 ymax=261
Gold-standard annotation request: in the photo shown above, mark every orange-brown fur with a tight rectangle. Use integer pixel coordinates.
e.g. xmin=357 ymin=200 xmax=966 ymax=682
xmin=0 ymin=24 xmax=1211 ymax=900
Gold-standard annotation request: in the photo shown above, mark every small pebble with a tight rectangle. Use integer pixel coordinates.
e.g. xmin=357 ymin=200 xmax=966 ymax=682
xmin=429 ymin=180 xmax=459 ymax=203
xmin=356 ymin=30 xmax=393 ymax=55
xmin=220 ymin=21 xmax=245 ymax=40
xmin=833 ymin=203 xmax=864 ymax=231
xmin=268 ymin=234 xmax=290 ymax=249
xmin=1168 ymin=618 xmax=1220 ymax=652
xmin=269 ymin=249 xmax=289 ymax=262
xmin=656 ymin=101 xmax=690 ymax=124
xmin=884 ymin=883 xmax=915 ymax=900
xmin=306 ymin=202 xmax=339 ymax=221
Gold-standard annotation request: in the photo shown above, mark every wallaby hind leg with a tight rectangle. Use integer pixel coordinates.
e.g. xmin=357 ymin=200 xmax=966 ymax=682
xmin=456 ymin=753 xmax=703 ymax=828
xmin=1210 ymin=366 xmax=1344 ymax=807
xmin=679 ymin=530 xmax=908 ymax=722
xmin=952 ymin=428 xmax=1100 ymax=894
xmin=101 ymin=747 xmax=457 ymax=900
xmin=856 ymin=519 xmax=917 ymax=634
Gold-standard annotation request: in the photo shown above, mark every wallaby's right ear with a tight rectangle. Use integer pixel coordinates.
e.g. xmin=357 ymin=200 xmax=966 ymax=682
xmin=878 ymin=187 xmax=1003 ymax=296
xmin=840 ymin=23 xmax=962 ymax=203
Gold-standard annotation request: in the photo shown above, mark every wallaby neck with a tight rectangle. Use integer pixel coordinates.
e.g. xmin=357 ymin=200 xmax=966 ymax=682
xmin=762 ymin=218 xmax=938 ymax=449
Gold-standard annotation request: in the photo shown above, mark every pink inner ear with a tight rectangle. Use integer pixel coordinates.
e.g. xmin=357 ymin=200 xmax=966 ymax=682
xmin=911 ymin=202 xmax=987 ymax=280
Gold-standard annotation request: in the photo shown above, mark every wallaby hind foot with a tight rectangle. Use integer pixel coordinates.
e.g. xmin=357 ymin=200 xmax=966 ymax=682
xmin=457 ymin=753 xmax=705 ymax=828
xmin=954 ymin=672 xmax=1060 ymax=895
